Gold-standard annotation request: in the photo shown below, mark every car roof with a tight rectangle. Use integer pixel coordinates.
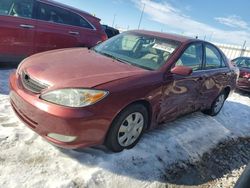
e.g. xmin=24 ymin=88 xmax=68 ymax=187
xmin=38 ymin=0 xmax=100 ymax=21
xmin=128 ymin=30 xmax=198 ymax=43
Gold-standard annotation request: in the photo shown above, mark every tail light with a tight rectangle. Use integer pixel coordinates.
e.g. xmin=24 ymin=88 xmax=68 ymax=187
xmin=240 ymin=71 xmax=250 ymax=79
xmin=101 ymin=32 xmax=108 ymax=41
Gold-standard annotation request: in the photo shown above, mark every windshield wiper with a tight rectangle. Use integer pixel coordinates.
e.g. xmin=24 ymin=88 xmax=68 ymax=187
xmin=98 ymin=51 xmax=132 ymax=65
xmin=93 ymin=50 xmax=153 ymax=71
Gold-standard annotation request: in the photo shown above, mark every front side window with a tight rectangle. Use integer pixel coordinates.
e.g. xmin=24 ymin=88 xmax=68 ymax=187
xmin=0 ymin=0 xmax=33 ymax=18
xmin=205 ymin=44 xmax=222 ymax=69
xmin=94 ymin=33 xmax=180 ymax=70
xmin=175 ymin=43 xmax=203 ymax=71
xmin=0 ymin=0 xmax=13 ymax=15
xmin=37 ymin=2 xmax=93 ymax=29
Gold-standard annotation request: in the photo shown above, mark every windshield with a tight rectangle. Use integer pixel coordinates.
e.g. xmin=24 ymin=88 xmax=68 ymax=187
xmin=94 ymin=32 xmax=180 ymax=70
xmin=233 ymin=58 xmax=250 ymax=69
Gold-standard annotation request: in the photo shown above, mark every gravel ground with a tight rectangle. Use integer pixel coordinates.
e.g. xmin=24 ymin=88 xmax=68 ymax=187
xmin=164 ymin=137 xmax=250 ymax=188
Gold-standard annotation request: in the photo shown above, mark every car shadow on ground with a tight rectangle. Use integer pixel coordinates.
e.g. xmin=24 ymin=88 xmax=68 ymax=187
xmin=59 ymin=100 xmax=250 ymax=186
xmin=0 ymin=68 xmax=15 ymax=95
xmin=235 ymin=89 xmax=250 ymax=98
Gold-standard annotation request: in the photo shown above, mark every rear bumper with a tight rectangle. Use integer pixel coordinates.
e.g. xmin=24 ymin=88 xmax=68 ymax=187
xmin=237 ymin=78 xmax=250 ymax=92
xmin=9 ymin=72 xmax=111 ymax=149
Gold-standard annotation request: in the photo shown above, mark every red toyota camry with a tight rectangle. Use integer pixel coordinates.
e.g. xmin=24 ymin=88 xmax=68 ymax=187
xmin=9 ymin=30 xmax=238 ymax=152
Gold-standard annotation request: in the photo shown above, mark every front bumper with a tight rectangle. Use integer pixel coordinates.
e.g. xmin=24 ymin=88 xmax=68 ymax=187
xmin=9 ymin=72 xmax=111 ymax=149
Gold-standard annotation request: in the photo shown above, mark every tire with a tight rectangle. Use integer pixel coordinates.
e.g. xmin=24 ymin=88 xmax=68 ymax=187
xmin=203 ymin=92 xmax=226 ymax=116
xmin=105 ymin=104 xmax=148 ymax=152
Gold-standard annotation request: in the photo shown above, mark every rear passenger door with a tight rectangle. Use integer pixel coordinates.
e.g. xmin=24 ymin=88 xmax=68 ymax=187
xmin=199 ymin=43 xmax=231 ymax=106
xmin=34 ymin=1 xmax=83 ymax=53
xmin=0 ymin=0 xmax=36 ymax=62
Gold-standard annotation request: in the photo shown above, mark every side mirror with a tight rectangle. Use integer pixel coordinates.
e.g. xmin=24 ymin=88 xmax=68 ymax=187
xmin=171 ymin=66 xmax=193 ymax=76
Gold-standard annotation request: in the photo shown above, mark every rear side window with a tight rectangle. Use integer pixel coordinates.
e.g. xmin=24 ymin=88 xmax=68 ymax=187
xmin=175 ymin=43 xmax=203 ymax=71
xmin=205 ymin=44 xmax=224 ymax=69
xmin=37 ymin=2 xmax=93 ymax=29
xmin=71 ymin=13 xmax=93 ymax=29
xmin=0 ymin=0 xmax=33 ymax=18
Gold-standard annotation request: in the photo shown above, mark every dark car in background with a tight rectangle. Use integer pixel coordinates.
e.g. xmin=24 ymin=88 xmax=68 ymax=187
xmin=232 ymin=57 xmax=250 ymax=92
xmin=102 ymin=25 xmax=120 ymax=38
xmin=10 ymin=30 xmax=238 ymax=152
xmin=0 ymin=0 xmax=107 ymax=64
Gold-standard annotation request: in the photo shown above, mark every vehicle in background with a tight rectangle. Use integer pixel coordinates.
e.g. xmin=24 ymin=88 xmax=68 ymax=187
xmin=0 ymin=0 xmax=107 ymax=64
xmin=10 ymin=30 xmax=238 ymax=152
xmin=102 ymin=25 xmax=120 ymax=38
xmin=232 ymin=57 xmax=250 ymax=92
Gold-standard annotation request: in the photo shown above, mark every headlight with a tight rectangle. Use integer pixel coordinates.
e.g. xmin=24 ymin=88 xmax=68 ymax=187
xmin=40 ymin=89 xmax=109 ymax=107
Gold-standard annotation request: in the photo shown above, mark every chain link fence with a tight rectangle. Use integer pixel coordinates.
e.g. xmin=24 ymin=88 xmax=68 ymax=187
xmin=215 ymin=42 xmax=250 ymax=60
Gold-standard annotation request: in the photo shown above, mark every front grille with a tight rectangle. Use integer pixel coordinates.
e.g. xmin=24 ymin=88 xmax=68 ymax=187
xmin=21 ymin=71 xmax=49 ymax=93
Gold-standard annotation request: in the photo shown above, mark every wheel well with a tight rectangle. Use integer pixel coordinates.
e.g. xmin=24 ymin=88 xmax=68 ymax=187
xmin=104 ymin=100 xmax=153 ymax=145
xmin=128 ymin=100 xmax=152 ymax=130
xmin=224 ymin=86 xmax=231 ymax=98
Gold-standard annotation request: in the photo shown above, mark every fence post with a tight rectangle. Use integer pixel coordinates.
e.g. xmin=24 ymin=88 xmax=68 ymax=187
xmin=240 ymin=40 xmax=247 ymax=57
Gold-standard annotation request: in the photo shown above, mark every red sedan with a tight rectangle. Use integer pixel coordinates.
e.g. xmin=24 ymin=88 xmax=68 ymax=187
xmin=9 ymin=30 xmax=238 ymax=152
xmin=0 ymin=0 xmax=107 ymax=64
xmin=232 ymin=57 xmax=250 ymax=92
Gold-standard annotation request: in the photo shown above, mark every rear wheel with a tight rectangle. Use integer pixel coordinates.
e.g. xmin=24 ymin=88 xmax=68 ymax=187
xmin=203 ymin=92 xmax=226 ymax=116
xmin=105 ymin=104 xmax=148 ymax=152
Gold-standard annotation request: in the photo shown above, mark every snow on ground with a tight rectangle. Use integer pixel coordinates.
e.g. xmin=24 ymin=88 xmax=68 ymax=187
xmin=0 ymin=69 xmax=250 ymax=188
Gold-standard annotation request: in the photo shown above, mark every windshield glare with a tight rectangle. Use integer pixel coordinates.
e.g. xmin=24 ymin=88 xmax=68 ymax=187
xmin=94 ymin=33 xmax=180 ymax=70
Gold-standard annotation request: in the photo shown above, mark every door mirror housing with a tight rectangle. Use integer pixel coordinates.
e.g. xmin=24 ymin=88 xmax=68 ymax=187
xmin=171 ymin=66 xmax=193 ymax=76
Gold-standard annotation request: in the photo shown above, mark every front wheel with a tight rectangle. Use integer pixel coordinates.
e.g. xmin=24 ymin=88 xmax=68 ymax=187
xmin=203 ymin=92 xmax=226 ymax=116
xmin=105 ymin=104 xmax=148 ymax=152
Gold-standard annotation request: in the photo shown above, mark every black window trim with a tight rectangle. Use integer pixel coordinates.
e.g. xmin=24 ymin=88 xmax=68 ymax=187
xmin=35 ymin=0 xmax=96 ymax=30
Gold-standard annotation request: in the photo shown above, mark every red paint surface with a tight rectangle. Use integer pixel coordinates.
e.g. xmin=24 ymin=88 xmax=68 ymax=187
xmin=0 ymin=0 xmax=106 ymax=63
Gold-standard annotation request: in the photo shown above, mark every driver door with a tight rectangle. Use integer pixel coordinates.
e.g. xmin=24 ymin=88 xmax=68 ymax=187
xmin=158 ymin=42 xmax=205 ymax=123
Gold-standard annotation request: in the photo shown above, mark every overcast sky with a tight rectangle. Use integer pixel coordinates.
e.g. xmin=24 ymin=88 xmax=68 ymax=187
xmin=57 ymin=0 xmax=250 ymax=46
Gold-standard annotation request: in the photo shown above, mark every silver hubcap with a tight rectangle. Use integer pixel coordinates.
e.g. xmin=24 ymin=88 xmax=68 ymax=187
xmin=118 ymin=112 xmax=144 ymax=147
xmin=214 ymin=94 xmax=225 ymax=113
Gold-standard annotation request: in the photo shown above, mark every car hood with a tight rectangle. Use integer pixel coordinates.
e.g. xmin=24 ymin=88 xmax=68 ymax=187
xmin=20 ymin=48 xmax=147 ymax=89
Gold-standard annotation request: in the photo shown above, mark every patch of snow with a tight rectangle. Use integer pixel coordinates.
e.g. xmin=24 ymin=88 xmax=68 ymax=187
xmin=0 ymin=69 xmax=250 ymax=188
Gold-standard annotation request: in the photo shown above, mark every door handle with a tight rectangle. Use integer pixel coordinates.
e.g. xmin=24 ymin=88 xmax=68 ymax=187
xmin=20 ymin=24 xmax=35 ymax=29
xmin=69 ymin=31 xmax=79 ymax=35
xmin=198 ymin=76 xmax=206 ymax=81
